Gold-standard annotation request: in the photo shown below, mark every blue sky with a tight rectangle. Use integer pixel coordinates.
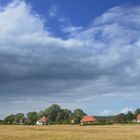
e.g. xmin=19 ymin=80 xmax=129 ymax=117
xmin=0 ymin=0 xmax=140 ymax=118
xmin=1 ymin=0 xmax=138 ymax=38
xmin=26 ymin=0 xmax=140 ymax=37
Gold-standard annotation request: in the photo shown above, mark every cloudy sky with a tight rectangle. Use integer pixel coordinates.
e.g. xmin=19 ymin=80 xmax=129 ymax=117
xmin=0 ymin=0 xmax=140 ymax=118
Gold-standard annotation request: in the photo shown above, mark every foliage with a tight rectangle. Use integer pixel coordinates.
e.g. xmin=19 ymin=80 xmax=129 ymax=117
xmin=4 ymin=114 xmax=15 ymax=124
xmin=2 ymin=105 xmax=140 ymax=125
xmin=126 ymin=111 xmax=134 ymax=122
xmin=72 ymin=109 xmax=87 ymax=124
xmin=134 ymin=108 xmax=140 ymax=118
xmin=82 ymin=122 xmax=113 ymax=126
xmin=44 ymin=104 xmax=61 ymax=122
xmin=15 ymin=113 xmax=25 ymax=124
xmin=0 ymin=120 xmax=4 ymax=124
xmin=43 ymin=104 xmax=72 ymax=123
xmin=38 ymin=110 xmax=46 ymax=118
xmin=113 ymin=113 xmax=128 ymax=124
xmin=26 ymin=112 xmax=38 ymax=125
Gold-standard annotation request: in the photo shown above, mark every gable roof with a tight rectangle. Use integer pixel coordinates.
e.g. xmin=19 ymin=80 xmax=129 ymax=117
xmin=80 ymin=115 xmax=97 ymax=123
xmin=137 ymin=114 xmax=140 ymax=120
xmin=39 ymin=116 xmax=48 ymax=123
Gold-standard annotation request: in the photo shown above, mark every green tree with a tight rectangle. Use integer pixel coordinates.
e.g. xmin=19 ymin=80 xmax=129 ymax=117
xmin=0 ymin=120 xmax=4 ymax=124
xmin=27 ymin=112 xmax=38 ymax=125
xmin=134 ymin=108 xmax=140 ymax=118
xmin=38 ymin=110 xmax=46 ymax=118
xmin=44 ymin=104 xmax=61 ymax=122
xmin=126 ymin=111 xmax=134 ymax=122
xmin=4 ymin=114 xmax=15 ymax=124
xmin=15 ymin=113 xmax=25 ymax=124
xmin=73 ymin=109 xmax=87 ymax=124
xmin=113 ymin=113 xmax=127 ymax=124
xmin=56 ymin=109 xmax=72 ymax=122
xmin=56 ymin=110 xmax=65 ymax=122
xmin=63 ymin=109 xmax=72 ymax=120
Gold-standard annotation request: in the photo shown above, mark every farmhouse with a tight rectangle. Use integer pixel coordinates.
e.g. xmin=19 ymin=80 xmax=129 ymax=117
xmin=36 ymin=116 xmax=48 ymax=125
xmin=80 ymin=115 xmax=97 ymax=124
xmin=137 ymin=114 xmax=140 ymax=123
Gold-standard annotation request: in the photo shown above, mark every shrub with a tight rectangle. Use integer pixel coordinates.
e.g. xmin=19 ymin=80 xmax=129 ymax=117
xmin=82 ymin=122 xmax=113 ymax=126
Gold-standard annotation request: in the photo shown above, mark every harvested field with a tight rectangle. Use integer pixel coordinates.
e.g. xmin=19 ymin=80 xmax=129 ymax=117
xmin=0 ymin=125 xmax=140 ymax=140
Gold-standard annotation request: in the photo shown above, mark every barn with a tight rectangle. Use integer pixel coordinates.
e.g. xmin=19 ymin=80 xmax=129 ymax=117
xmin=36 ymin=116 xmax=48 ymax=125
xmin=137 ymin=114 xmax=140 ymax=123
xmin=80 ymin=115 xmax=97 ymax=124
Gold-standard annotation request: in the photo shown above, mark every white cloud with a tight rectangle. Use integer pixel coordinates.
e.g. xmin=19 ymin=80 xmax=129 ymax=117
xmin=99 ymin=110 xmax=112 ymax=116
xmin=62 ymin=25 xmax=83 ymax=33
xmin=119 ymin=108 xmax=133 ymax=114
xmin=49 ymin=5 xmax=58 ymax=18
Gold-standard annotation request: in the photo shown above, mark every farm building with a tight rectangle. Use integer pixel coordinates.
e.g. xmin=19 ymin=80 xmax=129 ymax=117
xmin=137 ymin=114 xmax=140 ymax=123
xmin=36 ymin=116 xmax=48 ymax=125
xmin=80 ymin=115 xmax=97 ymax=124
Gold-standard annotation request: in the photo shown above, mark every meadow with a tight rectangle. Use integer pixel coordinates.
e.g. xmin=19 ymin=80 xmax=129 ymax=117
xmin=0 ymin=125 xmax=140 ymax=140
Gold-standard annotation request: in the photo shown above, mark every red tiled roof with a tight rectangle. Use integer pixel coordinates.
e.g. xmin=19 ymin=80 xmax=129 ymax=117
xmin=80 ymin=115 xmax=97 ymax=123
xmin=39 ymin=116 xmax=48 ymax=123
xmin=137 ymin=114 xmax=140 ymax=120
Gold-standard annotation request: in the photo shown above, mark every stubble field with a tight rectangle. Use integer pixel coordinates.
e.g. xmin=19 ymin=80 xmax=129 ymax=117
xmin=0 ymin=125 xmax=140 ymax=140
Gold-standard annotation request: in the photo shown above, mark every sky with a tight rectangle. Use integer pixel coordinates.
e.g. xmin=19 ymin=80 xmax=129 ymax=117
xmin=0 ymin=0 xmax=140 ymax=118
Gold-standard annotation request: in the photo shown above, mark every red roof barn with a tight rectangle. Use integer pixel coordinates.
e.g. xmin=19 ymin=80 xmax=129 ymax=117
xmin=36 ymin=116 xmax=48 ymax=125
xmin=137 ymin=114 xmax=140 ymax=123
xmin=80 ymin=115 xmax=97 ymax=123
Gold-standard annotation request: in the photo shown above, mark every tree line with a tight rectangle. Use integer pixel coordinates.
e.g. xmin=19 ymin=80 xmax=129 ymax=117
xmin=1 ymin=104 xmax=140 ymax=125
xmin=1 ymin=104 xmax=86 ymax=125
xmin=113 ymin=108 xmax=140 ymax=124
xmin=96 ymin=108 xmax=140 ymax=124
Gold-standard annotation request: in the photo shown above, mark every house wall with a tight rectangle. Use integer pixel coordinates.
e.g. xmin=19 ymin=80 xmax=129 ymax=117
xmin=36 ymin=121 xmax=43 ymax=125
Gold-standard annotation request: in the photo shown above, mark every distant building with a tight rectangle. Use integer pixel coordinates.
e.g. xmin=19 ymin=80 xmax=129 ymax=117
xmin=18 ymin=118 xmax=28 ymax=125
xmin=71 ymin=119 xmax=75 ymax=124
xmin=80 ymin=115 xmax=97 ymax=124
xmin=36 ymin=116 xmax=48 ymax=125
xmin=137 ymin=114 xmax=140 ymax=123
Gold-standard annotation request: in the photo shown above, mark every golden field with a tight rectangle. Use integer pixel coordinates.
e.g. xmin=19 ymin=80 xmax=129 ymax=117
xmin=0 ymin=125 xmax=140 ymax=140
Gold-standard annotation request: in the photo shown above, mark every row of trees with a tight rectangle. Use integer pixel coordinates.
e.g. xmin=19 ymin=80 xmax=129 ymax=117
xmin=97 ymin=108 xmax=140 ymax=124
xmin=2 ymin=104 xmax=87 ymax=125
xmin=113 ymin=108 xmax=140 ymax=124
xmin=1 ymin=105 xmax=140 ymax=125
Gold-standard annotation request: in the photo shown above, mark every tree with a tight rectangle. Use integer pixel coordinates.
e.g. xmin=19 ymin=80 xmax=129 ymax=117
xmin=27 ymin=112 xmax=38 ymax=125
xmin=63 ymin=109 xmax=72 ymax=120
xmin=56 ymin=110 xmax=65 ymax=122
xmin=73 ymin=109 xmax=87 ymax=124
xmin=126 ymin=111 xmax=134 ymax=122
xmin=0 ymin=120 xmax=4 ymax=124
xmin=134 ymin=108 xmax=140 ymax=118
xmin=56 ymin=109 xmax=72 ymax=122
xmin=44 ymin=104 xmax=61 ymax=122
xmin=4 ymin=114 xmax=15 ymax=124
xmin=15 ymin=113 xmax=25 ymax=124
xmin=38 ymin=110 xmax=46 ymax=118
xmin=113 ymin=113 xmax=127 ymax=124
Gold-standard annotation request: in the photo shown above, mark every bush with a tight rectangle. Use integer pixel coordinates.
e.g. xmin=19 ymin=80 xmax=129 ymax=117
xmin=82 ymin=122 xmax=113 ymax=126
xmin=48 ymin=120 xmax=71 ymax=125
xmin=105 ymin=122 xmax=113 ymax=125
